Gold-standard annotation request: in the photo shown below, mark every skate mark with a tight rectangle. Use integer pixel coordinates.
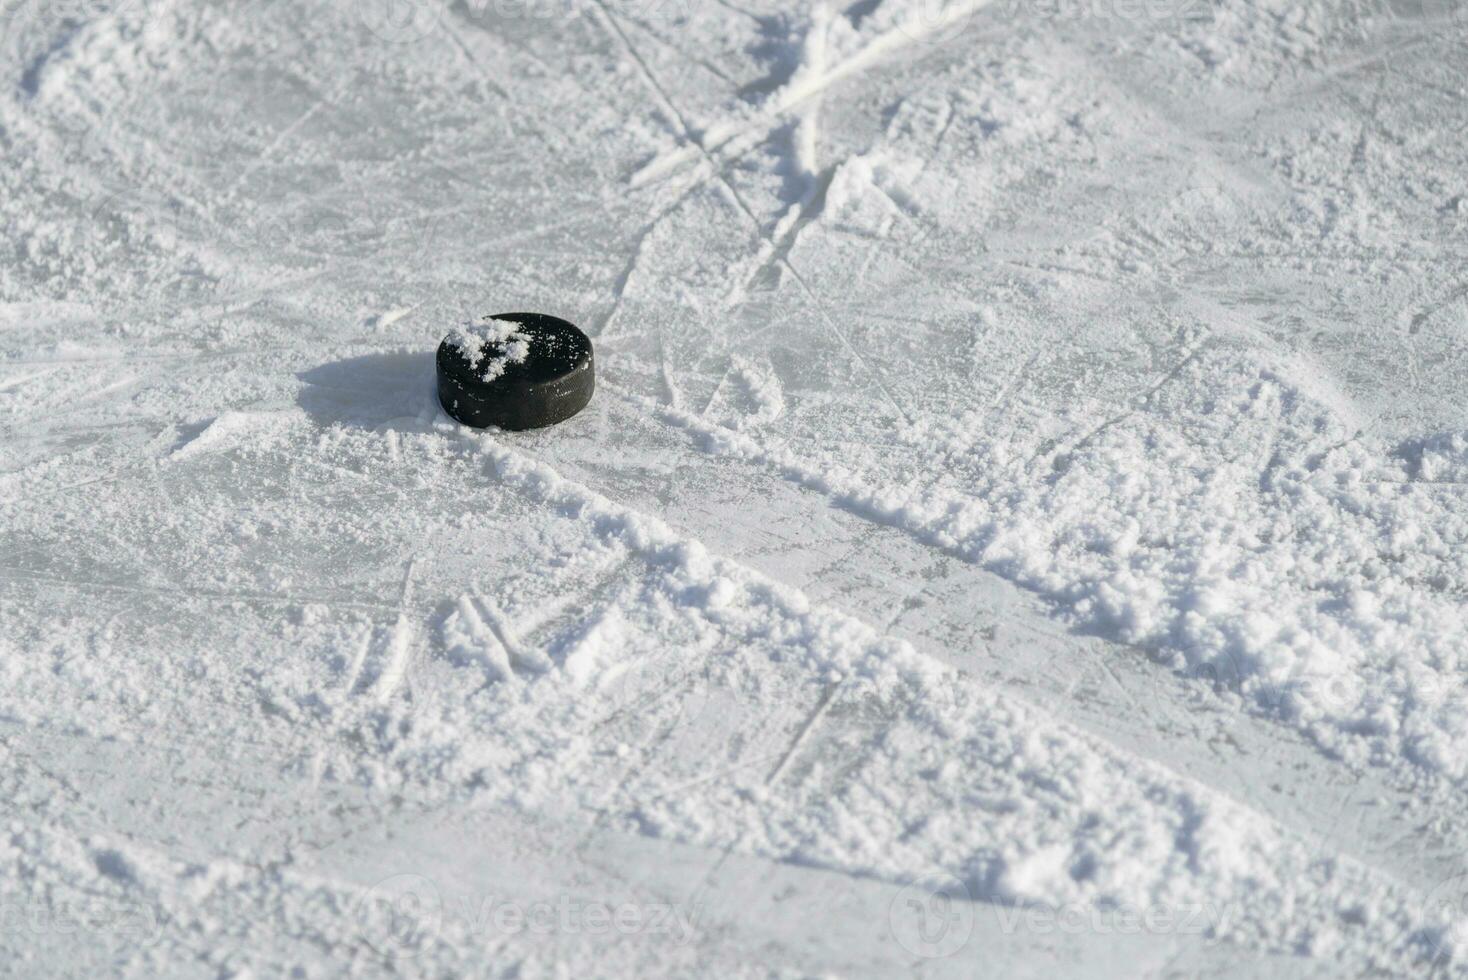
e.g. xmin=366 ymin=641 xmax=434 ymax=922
xmin=765 ymin=680 xmax=841 ymax=787
xmin=631 ymin=0 xmax=996 ymax=189
xmin=595 ymin=176 xmax=707 ymax=340
xmin=224 ymin=69 xmax=351 ymax=199
xmin=442 ymin=593 xmax=552 ymax=686
xmin=1036 ymin=338 xmax=1209 ymax=477
xmin=348 ymin=559 xmax=418 ymax=703
xmin=703 ymin=355 xmax=786 ymax=427
xmin=166 ymin=411 xmax=289 ymax=463
xmin=0 ymin=367 xmax=59 ymax=393
xmin=442 ymin=595 xmax=515 ymax=684
xmin=596 ymin=0 xmax=912 ymax=424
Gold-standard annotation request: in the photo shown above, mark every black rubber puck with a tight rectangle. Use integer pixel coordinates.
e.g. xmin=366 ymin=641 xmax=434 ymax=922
xmin=437 ymin=313 xmax=594 ymax=430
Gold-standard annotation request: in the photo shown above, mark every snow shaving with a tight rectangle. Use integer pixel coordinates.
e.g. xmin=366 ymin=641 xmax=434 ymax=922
xmin=447 ymin=315 xmax=532 ymax=382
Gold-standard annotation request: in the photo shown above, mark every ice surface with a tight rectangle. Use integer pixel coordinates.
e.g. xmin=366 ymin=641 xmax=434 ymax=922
xmin=2 ymin=0 xmax=1468 ymax=975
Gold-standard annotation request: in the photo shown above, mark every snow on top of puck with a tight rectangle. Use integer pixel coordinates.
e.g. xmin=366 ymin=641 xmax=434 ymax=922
xmin=446 ymin=315 xmax=532 ymax=382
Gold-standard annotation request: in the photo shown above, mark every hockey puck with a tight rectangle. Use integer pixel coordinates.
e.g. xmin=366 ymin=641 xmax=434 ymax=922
xmin=437 ymin=313 xmax=594 ymax=430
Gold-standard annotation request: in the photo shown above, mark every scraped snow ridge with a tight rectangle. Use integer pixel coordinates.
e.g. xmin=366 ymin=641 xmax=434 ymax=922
xmin=649 ymin=344 xmax=1468 ymax=778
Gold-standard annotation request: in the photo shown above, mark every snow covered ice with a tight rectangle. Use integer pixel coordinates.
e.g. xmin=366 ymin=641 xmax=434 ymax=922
xmin=2 ymin=0 xmax=1468 ymax=975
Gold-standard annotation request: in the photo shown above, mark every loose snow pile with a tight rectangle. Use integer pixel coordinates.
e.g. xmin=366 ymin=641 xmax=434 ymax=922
xmin=446 ymin=316 xmax=532 ymax=381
